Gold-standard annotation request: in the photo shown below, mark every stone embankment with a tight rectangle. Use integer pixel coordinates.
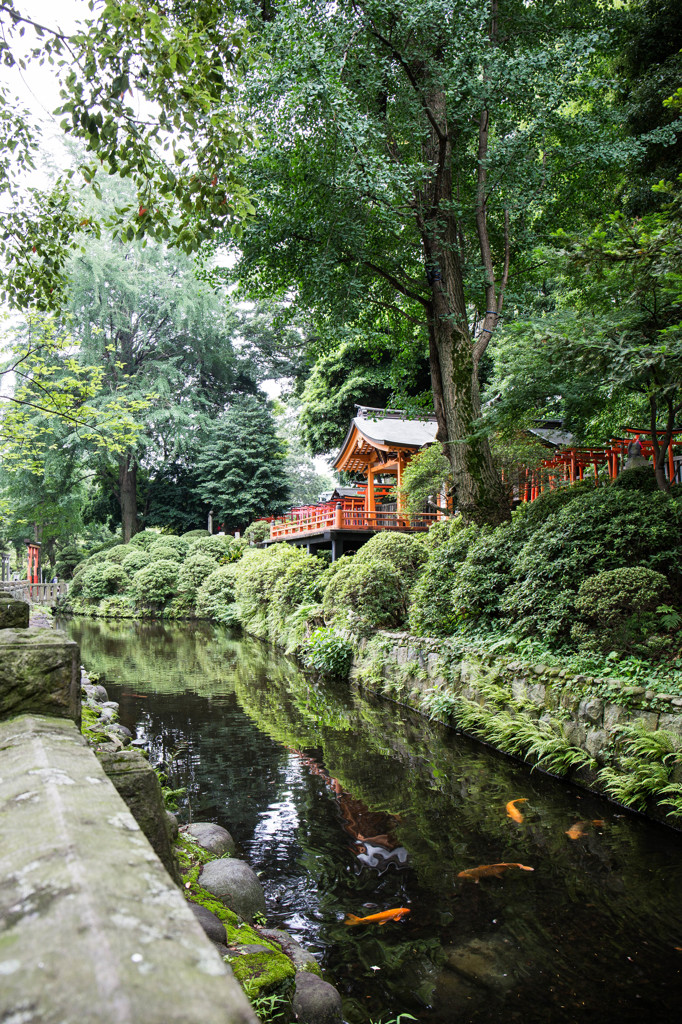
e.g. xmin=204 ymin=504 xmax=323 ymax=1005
xmin=0 ymin=592 xmax=342 ymax=1024
xmin=352 ymin=631 xmax=682 ymax=825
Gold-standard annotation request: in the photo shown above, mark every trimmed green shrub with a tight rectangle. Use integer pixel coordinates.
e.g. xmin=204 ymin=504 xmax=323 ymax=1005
xmin=232 ymin=545 xmax=308 ymax=636
xmin=121 ymin=548 xmax=152 ymax=575
xmin=182 ymin=529 xmax=210 ymax=540
xmin=177 ymin=554 xmax=220 ymax=599
xmin=409 ymin=519 xmax=479 ymax=636
xmin=148 ymin=541 xmax=183 ymax=562
xmin=444 ymin=486 xmax=682 ymax=643
xmin=269 ymin=554 xmax=330 ymax=637
xmin=502 ymin=488 xmax=682 ymax=640
xmin=187 ymin=535 xmax=234 ymax=562
xmin=301 ymin=627 xmax=354 ymax=678
xmin=104 ymin=545 xmax=130 ymax=564
xmin=53 ymin=545 xmax=83 ymax=580
xmin=571 ymin=566 xmax=675 ymax=656
xmin=79 ymin=562 xmax=128 ymax=601
xmin=244 ymin=520 xmax=272 ymax=545
xmin=611 ymin=465 xmax=658 ymax=493
xmin=354 ymin=531 xmax=428 ymax=586
xmin=130 ymin=559 xmax=179 ymax=606
xmin=128 ymin=530 xmax=161 ymax=550
xmin=149 ymin=535 xmax=188 ymax=559
xmin=322 ymin=557 xmax=407 ymax=632
xmin=196 ymin=564 xmax=240 ymax=624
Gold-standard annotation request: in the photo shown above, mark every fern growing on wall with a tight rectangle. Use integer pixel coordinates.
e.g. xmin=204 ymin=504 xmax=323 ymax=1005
xmin=419 ymin=679 xmax=594 ymax=776
xmin=597 ymin=722 xmax=682 ymax=816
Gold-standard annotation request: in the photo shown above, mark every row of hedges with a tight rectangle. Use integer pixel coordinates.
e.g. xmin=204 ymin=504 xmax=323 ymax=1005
xmin=67 ymin=529 xmax=244 ymax=622
xmin=66 ymin=475 xmax=682 ymax=684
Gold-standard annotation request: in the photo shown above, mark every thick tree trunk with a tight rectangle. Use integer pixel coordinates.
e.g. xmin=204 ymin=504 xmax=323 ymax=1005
xmin=118 ymin=452 xmax=139 ymax=542
xmin=420 ymin=91 xmax=511 ymax=527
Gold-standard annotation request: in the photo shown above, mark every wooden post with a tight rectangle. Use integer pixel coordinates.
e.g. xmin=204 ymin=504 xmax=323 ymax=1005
xmin=367 ymin=467 xmax=375 ymax=515
xmin=396 ymin=456 xmax=404 ymax=514
xmin=334 ymin=502 xmax=343 ymax=530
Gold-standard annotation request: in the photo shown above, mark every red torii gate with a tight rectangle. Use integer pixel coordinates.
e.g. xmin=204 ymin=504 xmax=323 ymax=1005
xmin=511 ymin=426 xmax=682 ymax=503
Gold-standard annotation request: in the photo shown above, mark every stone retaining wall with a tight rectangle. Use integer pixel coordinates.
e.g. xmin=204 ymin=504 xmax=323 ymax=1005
xmin=0 ymin=611 xmax=258 ymax=1024
xmin=351 ymin=631 xmax=682 ymax=824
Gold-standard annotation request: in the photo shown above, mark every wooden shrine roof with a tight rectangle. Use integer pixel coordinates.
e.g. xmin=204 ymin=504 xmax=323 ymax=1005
xmin=333 ymin=409 xmax=439 ymax=473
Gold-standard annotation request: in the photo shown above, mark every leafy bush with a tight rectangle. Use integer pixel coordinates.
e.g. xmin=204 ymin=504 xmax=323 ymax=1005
xmin=149 ymin=535 xmax=188 ymax=559
xmin=301 ymin=627 xmax=354 ymax=678
xmin=409 ymin=519 xmax=479 ymax=636
xmin=128 ymin=530 xmax=161 ymax=550
xmin=502 ymin=488 xmax=682 ymax=639
xmin=187 ymin=534 xmax=235 ymax=562
xmin=121 ymin=548 xmax=152 ymax=575
xmin=182 ymin=529 xmax=210 ymax=540
xmin=104 ymin=544 xmax=130 ymax=564
xmin=244 ymin=520 xmax=272 ymax=544
xmin=177 ymin=554 xmax=220 ymax=599
xmin=571 ymin=566 xmax=674 ymax=656
xmin=233 ymin=544 xmax=308 ymax=636
xmin=148 ymin=541 xmax=183 ymax=562
xmin=354 ymin=531 xmax=428 ymax=586
xmin=130 ymin=559 xmax=179 ymax=606
xmin=53 ymin=544 xmax=83 ymax=580
xmin=196 ymin=564 xmax=240 ymax=623
xmin=79 ymin=562 xmax=128 ymax=601
xmin=322 ymin=557 xmax=407 ymax=632
xmin=445 ymin=486 xmax=682 ymax=643
xmin=611 ymin=465 xmax=659 ymax=493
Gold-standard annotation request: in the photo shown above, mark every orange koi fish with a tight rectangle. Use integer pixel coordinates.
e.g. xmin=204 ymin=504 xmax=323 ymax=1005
xmin=506 ymin=798 xmax=528 ymax=823
xmin=566 ymin=819 xmax=604 ymax=839
xmin=458 ymin=863 xmax=534 ymax=883
xmin=344 ymin=907 xmax=411 ymax=927
xmin=566 ymin=822 xmax=586 ymax=840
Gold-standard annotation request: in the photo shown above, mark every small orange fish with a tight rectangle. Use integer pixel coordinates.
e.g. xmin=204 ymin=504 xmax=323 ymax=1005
xmin=506 ymin=798 xmax=528 ymax=823
xmin=566 ymin=822 xmax=586 ymax=840
xmin=344 ymin=907 xmax=410 ymax=927
xmin=458 ymin=863 xmax=534 ymax=883
xmin=592 ymin=820 xmax=604 ymax=826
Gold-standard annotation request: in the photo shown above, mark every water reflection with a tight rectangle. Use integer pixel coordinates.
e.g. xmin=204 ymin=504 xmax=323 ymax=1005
xmin=66 ymin=617 xmax=682 ymax=1024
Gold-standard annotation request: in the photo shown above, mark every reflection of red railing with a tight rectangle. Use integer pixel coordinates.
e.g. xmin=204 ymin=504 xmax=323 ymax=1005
xmin=270 ymin=505 xmax=438 ymax=539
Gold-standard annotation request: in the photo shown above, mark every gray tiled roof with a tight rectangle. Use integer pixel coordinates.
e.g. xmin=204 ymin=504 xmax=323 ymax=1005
xmin=354 ymin=414 xmax=439 ymax=448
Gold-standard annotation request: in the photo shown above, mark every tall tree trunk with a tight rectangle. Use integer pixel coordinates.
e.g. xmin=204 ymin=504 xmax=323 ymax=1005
xmin=119 ymin=452 xmax=139 ymax=542
xmin=420 ymin=90 xmax=510 ymax=527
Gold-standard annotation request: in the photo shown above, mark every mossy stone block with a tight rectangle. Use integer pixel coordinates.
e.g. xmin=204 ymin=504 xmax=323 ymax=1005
xmin=97 ymin=747 xmax=181 ymax=884
xmin=0 ymin=627 xmax=80 ymax=724
xmin=0 ymin=595 xmax=29 ymax=629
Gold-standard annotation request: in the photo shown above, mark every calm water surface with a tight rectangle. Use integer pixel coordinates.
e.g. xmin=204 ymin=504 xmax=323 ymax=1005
xmin=66 ymin=617 xmax=682 ymax=1024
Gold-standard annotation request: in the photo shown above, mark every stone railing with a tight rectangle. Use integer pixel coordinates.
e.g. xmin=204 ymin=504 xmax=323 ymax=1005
xmin=0 ymin=597 xmax=258 ymax=1024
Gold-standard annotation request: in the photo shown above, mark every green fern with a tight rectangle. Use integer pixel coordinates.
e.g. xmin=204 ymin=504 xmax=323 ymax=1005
xmin=596 ymin=722 xmax=682 ymax=812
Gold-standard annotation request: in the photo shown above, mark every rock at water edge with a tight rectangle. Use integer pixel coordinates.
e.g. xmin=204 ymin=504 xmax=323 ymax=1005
xmin=200 ymin=859 xmax=266 ymax=923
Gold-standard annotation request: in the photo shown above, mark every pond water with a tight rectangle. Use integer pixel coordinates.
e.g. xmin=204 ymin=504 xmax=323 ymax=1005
xmin=66 ymin=617 xmax=682 ymax=1024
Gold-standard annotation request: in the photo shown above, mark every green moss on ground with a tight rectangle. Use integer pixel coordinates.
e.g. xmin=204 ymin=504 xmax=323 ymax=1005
xmin=174 ymin=830 xmax=297 ymax=1000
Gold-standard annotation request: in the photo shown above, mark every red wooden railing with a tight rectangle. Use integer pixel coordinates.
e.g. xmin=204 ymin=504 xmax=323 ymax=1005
xmin=270 ymin=502 xmax=438 ymax=540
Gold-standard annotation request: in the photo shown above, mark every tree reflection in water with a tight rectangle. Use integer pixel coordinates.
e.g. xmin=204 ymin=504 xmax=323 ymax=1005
xmin=66 ymin=617 xmax=682 ymax=1024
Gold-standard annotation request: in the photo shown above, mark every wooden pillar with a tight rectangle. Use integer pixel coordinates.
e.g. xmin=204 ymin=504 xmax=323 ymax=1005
xmin=593 ymin=460 xmax=599 ymax=484
xmin=396 ymin=455 xmax=404 ymax=514
xmin=366 ymin=466 xmax=375 ymax=515
xmin=669 ymin=443 xmax=675 ymax=485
